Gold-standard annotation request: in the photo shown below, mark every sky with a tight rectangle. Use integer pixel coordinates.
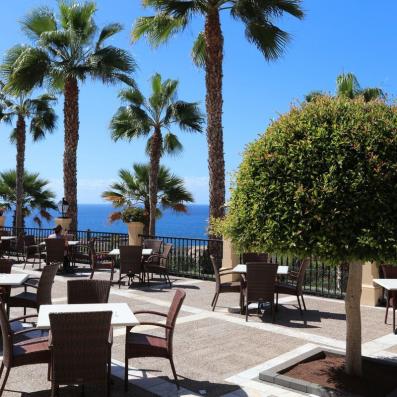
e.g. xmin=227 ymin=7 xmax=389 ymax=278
xmin=1 ymin=0 xmax=397 ymax=204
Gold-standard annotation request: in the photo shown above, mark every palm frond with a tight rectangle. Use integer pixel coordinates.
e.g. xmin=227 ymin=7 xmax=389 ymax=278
xmin=336 ymin=72 xmax=360 ymax=99
xmin=360 ymin=87 xmax=385 ymax=102
xmin=21 ymin=7 xmax=57 ymax=40
xmin=165 ymin=100 xmax=204 ymax=132
xmin=162 ymin=132 xmax=183 ymax=155
xmin=118 ymin=88 xmax=145 ymax=106
xmin=96 ymin=23 xmax=123 ymax=49
xmin=191 ymin=31 xmax=206 ymax=68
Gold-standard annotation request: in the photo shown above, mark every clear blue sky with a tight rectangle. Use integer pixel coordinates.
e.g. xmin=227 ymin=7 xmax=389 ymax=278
xmin=1 ymin=0 xmax=396 ymax=204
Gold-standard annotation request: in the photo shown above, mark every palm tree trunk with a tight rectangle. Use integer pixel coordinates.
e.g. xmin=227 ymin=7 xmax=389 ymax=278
xmin=148 ymin=128 xmax=162 ymax=236
xmin=15 ymin=115 xmax=26 ymax=231
xmin=345 ymin=262 xmax=363 ymax=376
xmin=205 ymin=10 xmax=225 ymax=232
xmin=63 ymin=76 xmax=79 ymax=232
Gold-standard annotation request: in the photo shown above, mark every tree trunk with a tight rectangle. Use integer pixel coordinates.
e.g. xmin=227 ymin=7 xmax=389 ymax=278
xmin=345 ymin=262 xmax=363 ymax=376
xmin=148 ymin=128 xmax=162 ymax=236
xmin=205 ymin=10 xmax=225 ymax=232
xmin=63 ymin=77 xmax=79 ymax=232
xmin=15 ymin=115 xmax=26 ymax=231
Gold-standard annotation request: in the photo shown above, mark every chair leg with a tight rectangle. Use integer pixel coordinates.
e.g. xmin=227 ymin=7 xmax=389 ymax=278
xmin=272 ymin=302 xmax=276 ymax=323
xmin=90 ymin=269 xmax=94 ymax=280
xmin=297 ymin=295 xmax=303 ymax=314
xmin=246 ymin=300 xmax=249 ymax=322
xmin=301 ymin=294 xmax=307 ymax=311
xmin=385 ymin=294 xmax=390 ymax=324
xmin=169 ymin=357 xmax=179 ymax=389
xmin=0 ymin=367 xmax=10 ymax=396
xmin=276 ymin=292 xmax=279 ymax=311
xmin=0 ymin=363 xmax=4 ymax=379
xmin=81 ymin=384 xmax=85 ymax=397
xmin=211 ymin=292 xmax=217 ymax=307
xmin=124 ymin=356 xmax=129 ymax=392
xmin=212 ymin=293 xmax=219 ymax=311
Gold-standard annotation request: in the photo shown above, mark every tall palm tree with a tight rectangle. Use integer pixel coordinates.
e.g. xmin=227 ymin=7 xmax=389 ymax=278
xmin=110 ymin=74 xmax=203 ymax=235
xmin=0 ymin=81 xmax=56 ymax=229
xmin=102 ymin=163 xmax=194 ymax=235
xmin=305 ymin=72 xmax=385 ymax=102
xmin=132 ymin=0 xmax=304 ymax=231
xmin=0 ymin=170 xmax=57 ymax=228
xmin=2 ymin=1 xmax=136 ymax=231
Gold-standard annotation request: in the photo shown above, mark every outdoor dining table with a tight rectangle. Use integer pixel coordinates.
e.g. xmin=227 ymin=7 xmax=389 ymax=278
xmin=36 ymin=302 xmax=139 ymax=329
xmin=0 ymin=273 xmax=29 ymax=286
xmin=0 ymin=236 xmax=16 ymax=241
xmin=39 ymin=240 xmax=80 ymax=246
xmin=108 ymin=248 xmax=153 ymax=256
xmin=373 ymin=278 xmax=397 ymax=334
xmin=233 ymin=264 xmax=289 ymax=275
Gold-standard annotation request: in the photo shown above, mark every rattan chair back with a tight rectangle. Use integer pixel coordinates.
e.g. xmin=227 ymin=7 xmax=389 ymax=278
xmin=67 ymin=280 xmax=111 ymax=304
xmin=382 ymin=265 xmax=397 ymax=279
xmin=0 ymin=259 xmax=12 ymax=274
xmin=210 ymin=255 xmax=222 ymax=288
xmin=242 ymin=252 xmax=268 ymax=263
xmin=119 ymin=245 xmax=143 ymax=275
xmin=24 ymin=235 xmax=36 ymax=247
xmin=160 ymin=244 xmax=172 ymax=266
xmin=246 ymin=262 xmax=278 ymax=303
xmin=49 ymin=311 xmax=112 ymax=385
xmin=37 ymin=263 xmax=59 ymax=306
xmin=143 ymin=239 xmax=162 ymax=254
xmin=165 ymin=289 xmax=186 ymax=352
xmin=45 ymin=238 xmax=64 ymax=264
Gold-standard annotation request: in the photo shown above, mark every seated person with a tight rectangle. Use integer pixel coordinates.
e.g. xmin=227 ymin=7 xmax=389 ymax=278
xmin=48 ymin=225 xmax=72 ymax=273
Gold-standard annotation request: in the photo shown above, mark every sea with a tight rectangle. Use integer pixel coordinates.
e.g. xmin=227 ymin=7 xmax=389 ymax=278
xmin=7 ymin=204 xmax=210 ymax=239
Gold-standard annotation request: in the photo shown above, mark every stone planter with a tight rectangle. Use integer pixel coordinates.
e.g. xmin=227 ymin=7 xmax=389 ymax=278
xmin=0 ymin=216 xmax=5 ymax=228
xmin=55 ymin=217 xmax=72 ymax=233
xmin=127 ymin=222 xmax=144 ymax=246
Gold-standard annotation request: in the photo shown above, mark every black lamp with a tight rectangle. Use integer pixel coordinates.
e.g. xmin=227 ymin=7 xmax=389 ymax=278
xmin=57 ymin=198 xmax=69 ymax=218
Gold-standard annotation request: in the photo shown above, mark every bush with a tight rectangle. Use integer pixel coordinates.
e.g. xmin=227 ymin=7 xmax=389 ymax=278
xmin=222 ymin=96 xmax=397 ymax=263
xmin=121 ymin=207 xmax=147 ymax=223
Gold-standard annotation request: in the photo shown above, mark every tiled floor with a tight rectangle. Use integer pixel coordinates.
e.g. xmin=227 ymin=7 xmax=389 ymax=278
xmin=2 ymin=260 xmax=397 ymax=396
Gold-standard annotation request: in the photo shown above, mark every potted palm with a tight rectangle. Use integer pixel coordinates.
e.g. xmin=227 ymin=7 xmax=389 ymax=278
xmin=121 ymin=207 xmax=147 ymax=246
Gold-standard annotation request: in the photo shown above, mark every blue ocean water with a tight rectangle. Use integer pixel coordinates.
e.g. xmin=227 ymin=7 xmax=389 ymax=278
xmin=8 ymin=204 xmax=210 ymax=239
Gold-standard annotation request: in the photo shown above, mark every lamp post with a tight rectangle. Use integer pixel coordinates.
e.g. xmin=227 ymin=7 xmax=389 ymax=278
xmin=55 ymin=198 xmax=72 ymax=232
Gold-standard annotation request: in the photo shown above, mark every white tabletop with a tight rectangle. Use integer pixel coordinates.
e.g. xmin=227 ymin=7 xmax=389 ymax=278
xmin=108 ymin=248 xmax=153 ymax=256
xmin=36 ymin=302 xmax=139 ymax=329
xmin=0 ymin=273 xmax=29 ymax=286
xmin=373 ymin=278 xmax=397 ymax=291
xmin=67 ymin=241 xmax=80 ymax=246
xmin=1 ymin=236 xmax=16 ymax=241
xmin=233 ymin=264 xmax=289 ymax=275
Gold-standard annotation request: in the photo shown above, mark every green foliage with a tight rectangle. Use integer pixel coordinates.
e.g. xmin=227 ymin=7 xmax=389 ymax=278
xmin=121 ymin=207 xmax=147 ymax=223
xmin=221 ymin=97 xmax=397 ymax=264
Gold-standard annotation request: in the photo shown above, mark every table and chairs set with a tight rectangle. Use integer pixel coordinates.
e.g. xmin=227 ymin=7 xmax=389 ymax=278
xmin=0 ymin=252 xmax=186 ymax=395
xmin=210 ymin=254 xmax=310 ymax=322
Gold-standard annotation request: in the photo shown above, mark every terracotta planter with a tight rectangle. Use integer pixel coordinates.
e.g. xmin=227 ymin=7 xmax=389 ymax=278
xmin=127 ymin=222 xmax=144 ymax=246
xmin=0 ymin=216 xmax=5 ymax=228
xmin=55 ymin=217 xmax=72 ymax=234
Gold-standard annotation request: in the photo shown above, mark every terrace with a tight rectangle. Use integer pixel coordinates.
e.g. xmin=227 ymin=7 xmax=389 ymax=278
xmin=1 ymin=247 xmax=395 ymax=397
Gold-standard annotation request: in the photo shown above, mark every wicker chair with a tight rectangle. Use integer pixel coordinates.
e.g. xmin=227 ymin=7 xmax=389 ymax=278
xmin=242 ymin=253 xmax=268 ymax=263
xmin=23 ymin=235 xmax=41 ymax=269
xmin=0 ymin=232 xmax=10 ymax=258
xmin=0 ymin=301 xmax=50 ymax=396
xmin=67 ymin=280 xmax=111 ymax=304
xmin=241 ymin=262 xmax=278 ymax=322
xmin=143 ymin=239 xmax=162 ymax=254
xmin=49 ymin=311 xmax=112 ymax=396
xmin=125 ymin=289 xmax=186 ymax=390
xmin=70 ymin=242 xmax=90 ymax=268
xmin=118 ymin=245 xmax=143 ymax=288
xmin=0 ymin=259 xmax=12 ymax=305
xmin=381 ymin=265 xmax=397 ymax=325
xmin=45 ymin=239 xmax=65 ymax=268
xmin=210 ymin=255 xmax=242 ymax=312
xmin=275 ymin=258 xmax=310 ymax=314
xmin=89 ymin=239 xmax=115 ymax=281
xmin=11 ymin=234 xmax=25 ymax=262
xmin=7 ymin=263 xmax=59 ymax=318
xmin=144 ymin=244 xmax=173 ymax=287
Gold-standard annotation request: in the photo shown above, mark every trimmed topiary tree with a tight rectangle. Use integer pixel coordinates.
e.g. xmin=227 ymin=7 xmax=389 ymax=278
xmin=219 ymin=96 xmax=397 ymax=376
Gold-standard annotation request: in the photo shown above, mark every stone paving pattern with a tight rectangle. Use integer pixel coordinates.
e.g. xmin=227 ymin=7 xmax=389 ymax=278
xmin=1 ymin=260 xmax=396 ymax=397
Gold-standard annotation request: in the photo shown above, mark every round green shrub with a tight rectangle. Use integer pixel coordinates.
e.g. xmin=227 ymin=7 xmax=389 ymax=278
xmin=222 ymin=96 xmax=397 ymax=263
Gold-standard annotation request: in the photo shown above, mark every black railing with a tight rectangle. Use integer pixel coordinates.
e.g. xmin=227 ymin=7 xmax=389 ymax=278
xmin=1 ymin=226 xmax=348 ymax=298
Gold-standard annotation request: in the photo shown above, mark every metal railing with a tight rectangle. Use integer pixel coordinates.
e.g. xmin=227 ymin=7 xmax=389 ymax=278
xmin=0 ymin=226 xmax=348 ymax=298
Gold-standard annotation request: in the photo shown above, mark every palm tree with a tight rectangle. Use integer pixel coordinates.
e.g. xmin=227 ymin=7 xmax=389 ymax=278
xmin=0 ymin=81 xmax=56 ymax=229
xmin=102 ymin=163 xmax=194 ymax=235
xmin=132 ymin=0 xmax=304 ymax=231
xmin=0 ymin=170 xmax=57 ymax=228
xmin=2 ymin=1 xmax=136 ymax=231
xmin=110 ymin=74 xmax=203 ymax=235
xmin=305 ymin=72 xmax=385 ymax=102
